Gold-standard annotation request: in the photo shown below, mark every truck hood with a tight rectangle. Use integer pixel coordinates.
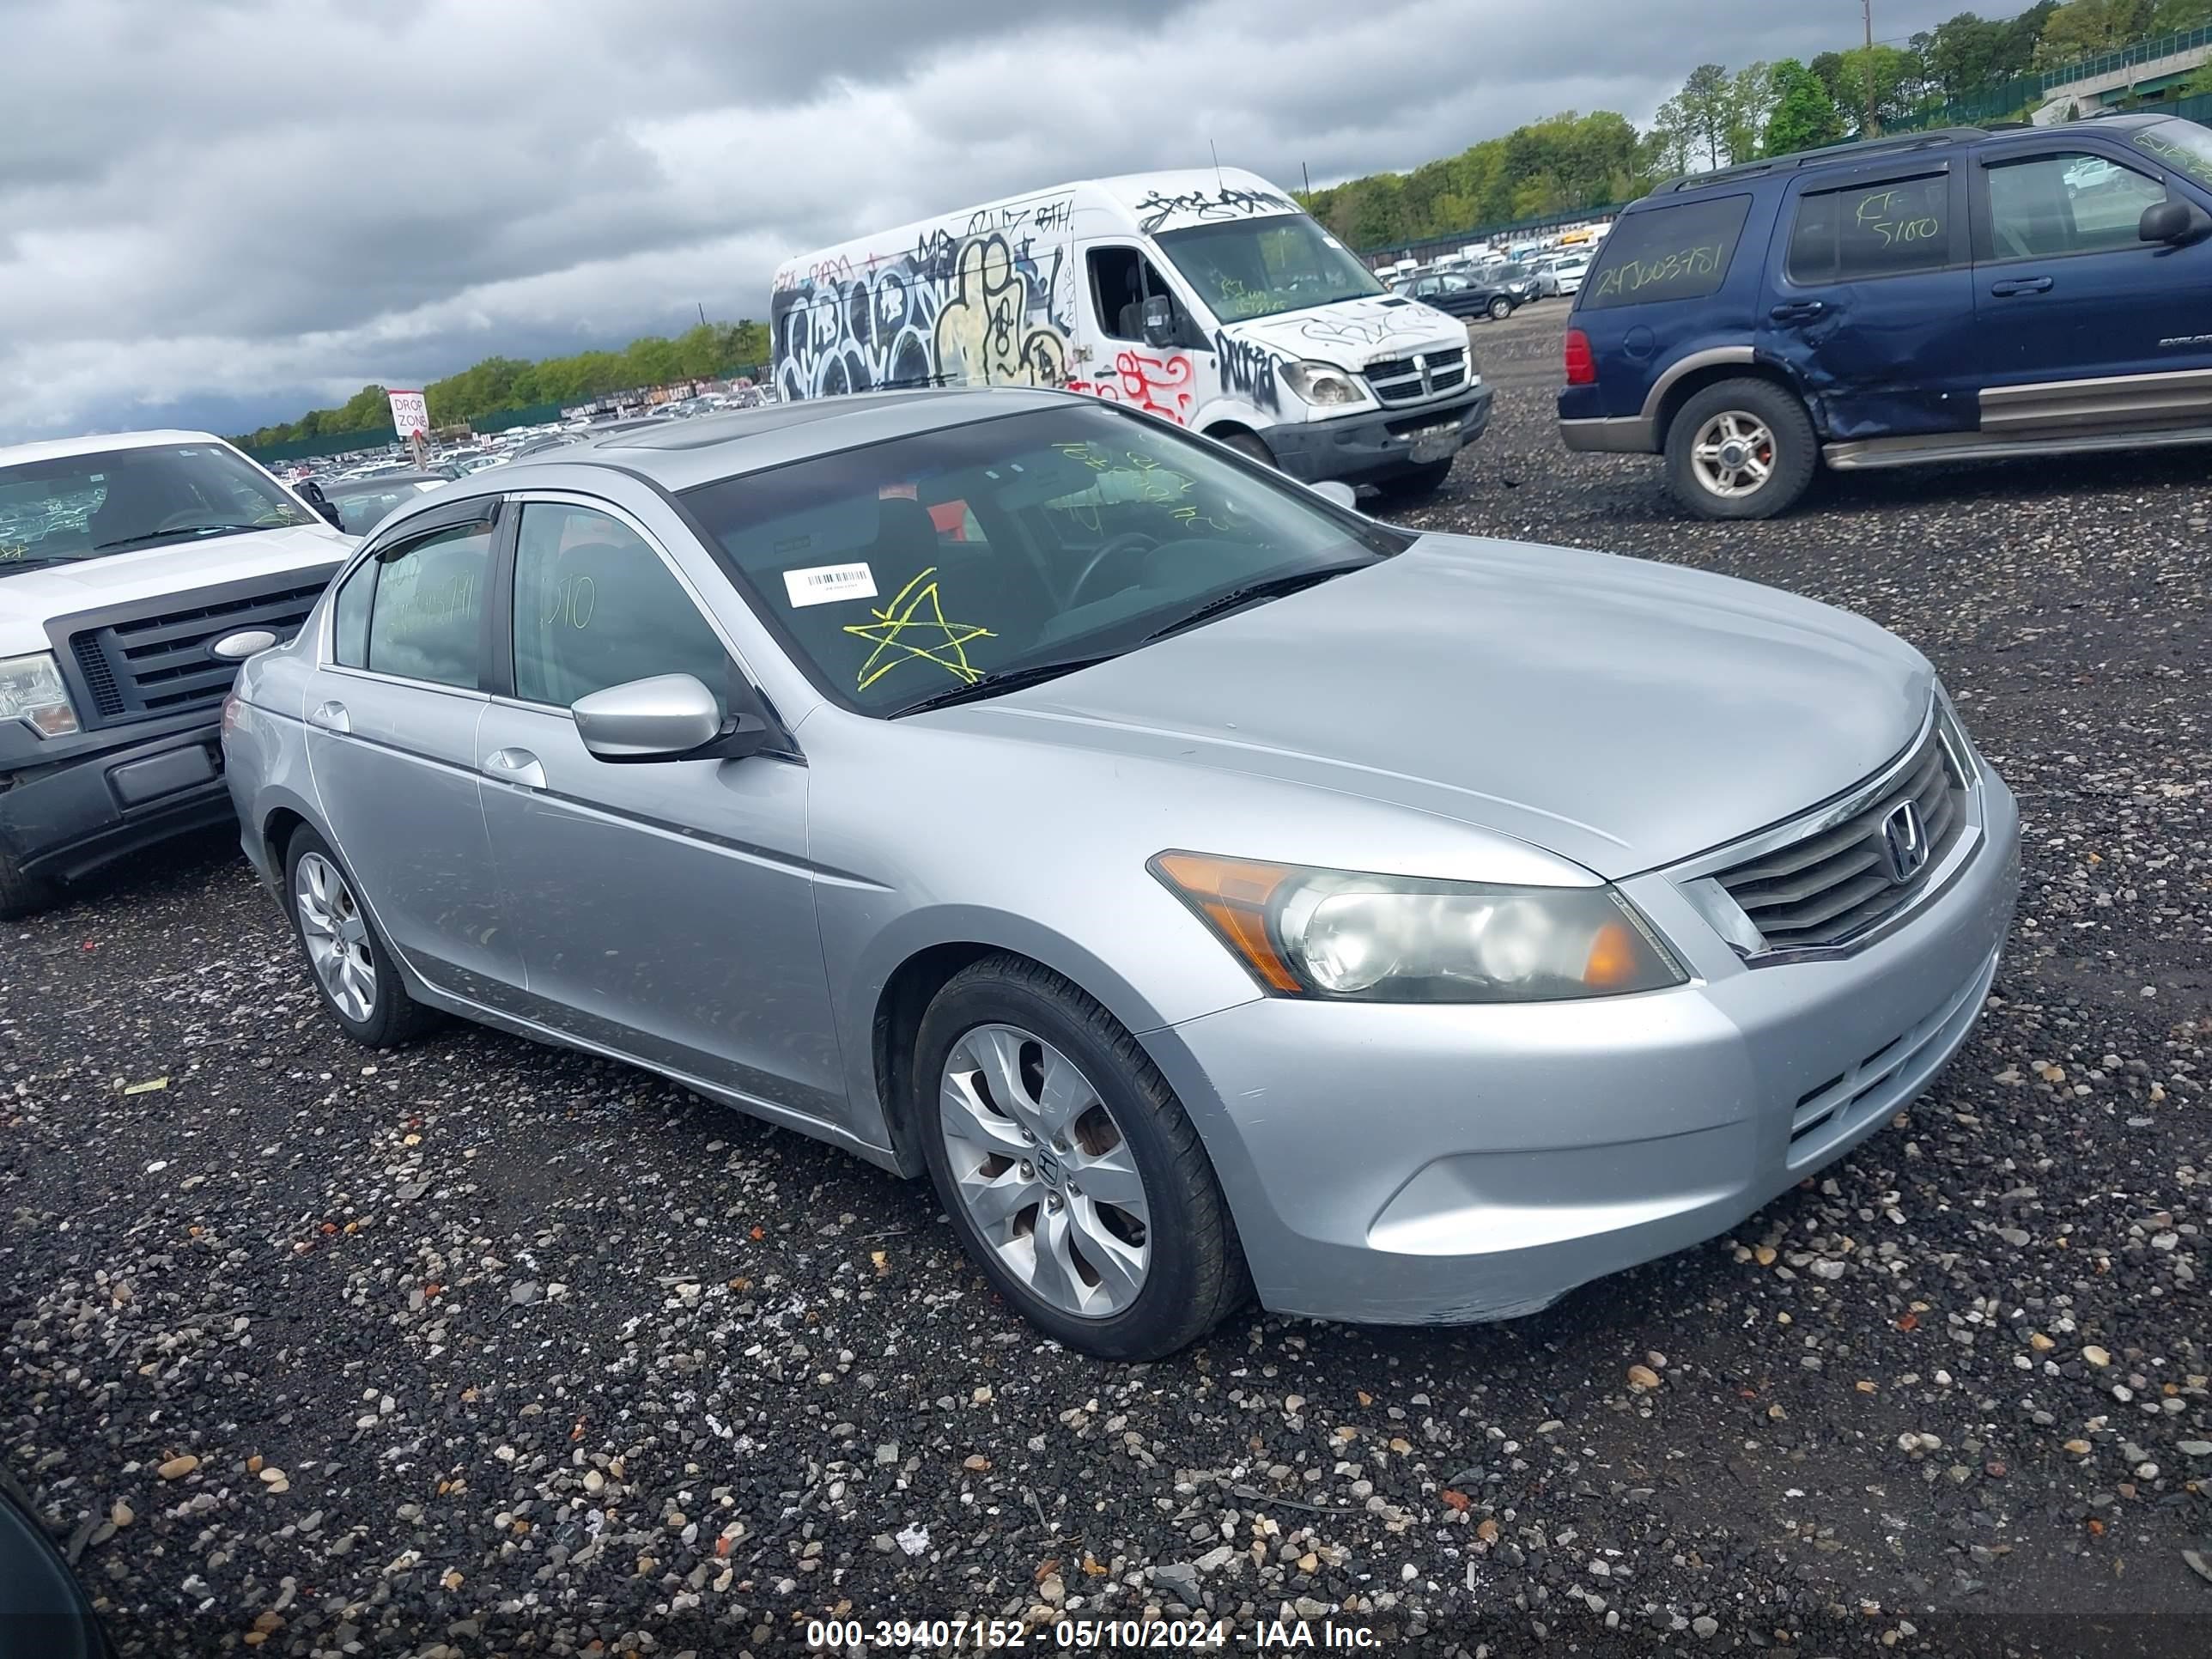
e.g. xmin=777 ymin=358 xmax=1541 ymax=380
xmin=1224 ymin=294 xmax=1467 ymax=370
xmin=952 ymin=536 xmax=1933 ymax=879
xmin=0 ymin=524 xmax=353 ymax=653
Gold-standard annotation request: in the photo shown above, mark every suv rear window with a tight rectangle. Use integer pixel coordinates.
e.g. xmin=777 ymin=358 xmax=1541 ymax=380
xmin=1581 ymin=195 xmax=1752 ymax=310
xmin=1787 ymin=173 xmax=1952 ymax=282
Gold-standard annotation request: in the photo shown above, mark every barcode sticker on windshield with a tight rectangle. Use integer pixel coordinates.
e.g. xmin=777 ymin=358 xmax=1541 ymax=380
xmin=783 ymin=562 xmax=878 ymax=608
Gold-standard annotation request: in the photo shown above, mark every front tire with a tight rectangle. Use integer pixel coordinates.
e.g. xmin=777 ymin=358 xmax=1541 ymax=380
xmin=1665 ymin=378 xmax=1817 ymax=520
xmin=283 ymin=826 xmax=440 ymax=1048
xmin=0 ymin=848 xmax=59 ymax=921
xmin=1486 ymin=295 xmax=1513 ymax=321
xmin=915 ymin=955 xmax=1249 ymax=1358
xmin=1218 ymin=430 xmax=1275 ymax=469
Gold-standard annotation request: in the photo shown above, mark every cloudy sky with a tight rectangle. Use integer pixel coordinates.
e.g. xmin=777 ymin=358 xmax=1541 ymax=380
xmin=2 ymin=0 xmax=2028 ymax=442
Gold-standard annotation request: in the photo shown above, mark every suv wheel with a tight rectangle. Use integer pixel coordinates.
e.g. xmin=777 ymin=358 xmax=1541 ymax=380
xmin=915 ymin=955 xmax=1249 ymax=1359
xmin=1666 ymin=378 xmax=1816 ymax=520
xmin=284 ymin=827 xmax=440 ymax=1048
xmin=1486 ymin=295 xmax=1513 ymax=321
xmin=0 ymin=848 xmax=59 ymax=921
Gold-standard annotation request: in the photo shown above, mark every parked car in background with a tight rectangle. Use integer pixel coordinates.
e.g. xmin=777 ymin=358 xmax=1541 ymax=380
xmin=1561 ymin=114 xmax=2212 ymax=518
xmin=1389 ymin=267 xmax=1520 ymax=321
xmin=1549 ymin=252 xmax=1593 ymax=295
xmin=0 ymin=430 xmax=352 ymax=915
xmin=318 ymin=471 xmax=449 ymax=535
xmin=223 ymin=386 xmax=2017 ymax=1358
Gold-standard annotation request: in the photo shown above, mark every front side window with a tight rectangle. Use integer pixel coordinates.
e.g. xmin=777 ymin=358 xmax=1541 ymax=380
xmin=0 ymin=442 xmax=313 ymax=574
xmin=1788 ymin=173 xmax=1953 ymax=283
xmin=681 ymin=404 xmax=1405 ymax=715
xmin=363 ymin=522 xmax=490 ymax=689
xmin=1155 ymin=214 xmax=1384 ymax=322
xmin=1088 ymin=246 xmax=1184 ymax=343
xmin=1581 ymin=194 xmax=1753 ymax=309
xmin=1984 ymin=151 xmax=2166 ymax=260
xmin=511 ymin=502 xmax=732 ymax=711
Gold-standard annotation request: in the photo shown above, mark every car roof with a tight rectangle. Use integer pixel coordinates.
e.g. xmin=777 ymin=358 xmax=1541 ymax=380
xmin=0 ymin=428 xmax=228 ymax=467
xmin=493 ymin=385 xmax=1072 ymax=495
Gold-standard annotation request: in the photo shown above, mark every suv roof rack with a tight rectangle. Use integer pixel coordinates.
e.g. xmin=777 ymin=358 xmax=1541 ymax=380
xmin=1657 ymin=126 xmax=1990 ymax=194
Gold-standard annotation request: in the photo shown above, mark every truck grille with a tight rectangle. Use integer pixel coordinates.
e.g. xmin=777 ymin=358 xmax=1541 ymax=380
xmin=1364 ymin=348 xmax=1468 ymax=405
xmin=1710 ymin=725 xmax=1966 ymax=953
xmin=65 ymin=575 xmax=329 ymax=726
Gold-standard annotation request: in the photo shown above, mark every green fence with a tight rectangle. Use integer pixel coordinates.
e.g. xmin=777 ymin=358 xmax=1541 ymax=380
xmin=1897 ymin=21 xmax=2212 ymax=131
xmin=243 ymin=428 xmax=398 ymax=465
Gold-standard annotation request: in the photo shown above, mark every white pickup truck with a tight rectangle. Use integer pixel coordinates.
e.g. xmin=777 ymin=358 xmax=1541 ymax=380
xmin=0 ymin=430 xmax=354 ymax=916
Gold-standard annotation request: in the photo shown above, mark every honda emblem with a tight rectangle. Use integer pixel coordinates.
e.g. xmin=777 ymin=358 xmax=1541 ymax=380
xmin=1879 ymin=799 xmax=1929 ymax=885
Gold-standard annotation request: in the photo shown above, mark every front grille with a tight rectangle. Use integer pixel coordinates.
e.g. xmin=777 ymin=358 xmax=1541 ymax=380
xmin=66 ymin=577 xmax=328 ymax=726
xmin=1711 ymin=725 xmax=1966 ymax=953
xmin=1364 ymin=347 xmax=1468 ymax=405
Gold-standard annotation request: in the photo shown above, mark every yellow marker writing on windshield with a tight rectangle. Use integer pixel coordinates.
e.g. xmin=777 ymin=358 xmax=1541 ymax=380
xmin=842 ymin=567 xmax=996 ymax=689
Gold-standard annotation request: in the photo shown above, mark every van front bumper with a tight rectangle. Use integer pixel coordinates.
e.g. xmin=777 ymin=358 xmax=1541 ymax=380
xmin=1263 ymin=383 xmax=1492 ymax=485
xmin=0 ymin=716 xmax=232 ymax=884
xmin=1142 ymin=767 xmax=2020 ymax=1326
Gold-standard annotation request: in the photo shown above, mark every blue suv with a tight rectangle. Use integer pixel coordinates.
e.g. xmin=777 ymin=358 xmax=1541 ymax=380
xmin=1559 ymin=115 xmax=2212 ymax=519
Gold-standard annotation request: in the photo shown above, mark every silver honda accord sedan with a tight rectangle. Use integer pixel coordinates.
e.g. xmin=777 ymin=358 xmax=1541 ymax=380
xmin=221 ymin=386 xmax=2020 ymax=1358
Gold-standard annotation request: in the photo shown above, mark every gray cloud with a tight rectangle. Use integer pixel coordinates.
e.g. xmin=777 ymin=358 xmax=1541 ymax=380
xmin=0 ymin=0 xmax=2024 ymax=440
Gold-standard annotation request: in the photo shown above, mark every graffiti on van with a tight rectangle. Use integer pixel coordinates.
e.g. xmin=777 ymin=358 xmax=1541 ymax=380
xmin=1133 ymin=184 xmax=1294 ymax=234
xmin=1213 ymin=331 xmax=1282 ymax=412
xmin=1066 ymin=349 xmax=1196 ymax=425
xmin=773 ymin=216 xmax=1077 ymax=404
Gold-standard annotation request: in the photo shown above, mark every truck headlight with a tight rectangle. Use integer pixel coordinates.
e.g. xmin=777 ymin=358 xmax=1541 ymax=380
xmin=1280 ymin=361 xmax=1365 ymax=408
xmin=1152 ymin=853 xmax=1686 ymax=1002
xmin=0 ymin=652 xmax=79 ymax=738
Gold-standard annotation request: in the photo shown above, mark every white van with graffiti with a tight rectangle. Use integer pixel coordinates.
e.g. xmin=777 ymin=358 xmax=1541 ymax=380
xmin=770 ymin=168 xmax=1492 ymax=497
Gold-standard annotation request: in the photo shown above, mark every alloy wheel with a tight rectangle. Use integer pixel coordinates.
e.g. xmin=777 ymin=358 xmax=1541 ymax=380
xmin=939 ymin=1023 xmax=1152 ymax=1318
xmin=294 ymin=851 xmax=377 ymax=1022
xmin=1689 ymin=410 xmax=1776 ymax=498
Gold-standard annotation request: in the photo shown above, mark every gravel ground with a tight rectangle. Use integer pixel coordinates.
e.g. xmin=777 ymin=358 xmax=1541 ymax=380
xmin=5 ymin=304 xmax=2209 ymax=1657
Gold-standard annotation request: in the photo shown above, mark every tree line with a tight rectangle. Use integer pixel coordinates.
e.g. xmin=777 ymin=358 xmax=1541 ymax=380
xmin=1306 ymin=1 xmax=2212 ymax=248
xmin=233 ymin=319 xmax=772 ymax=449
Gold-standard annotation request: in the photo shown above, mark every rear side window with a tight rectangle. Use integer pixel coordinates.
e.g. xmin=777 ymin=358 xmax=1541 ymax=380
xmin=331 ymin=562 xmax=373 ymax=667
xmin=1788 ymin=173 xmax=1952 ymax=282
xmin=365 ymin=522 xmax=491 ymax=689
xmin=1582 ymin=195 xmax=1752 ymax=309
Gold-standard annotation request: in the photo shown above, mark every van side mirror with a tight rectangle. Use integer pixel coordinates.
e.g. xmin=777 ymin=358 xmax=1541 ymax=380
xmin=2139 ymin=198 xmax=2210 ymax=246
xmin=295 ymin=479 xmax=344 ymax=531
xmin=1140 ymin=294 xmax=1176 ymax=349
xmin=573 ymin=672 xmax=775 ymax=764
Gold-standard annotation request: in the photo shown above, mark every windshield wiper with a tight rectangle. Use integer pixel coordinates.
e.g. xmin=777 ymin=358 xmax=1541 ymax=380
xmin=890 ymin=653 xmax=1120 ymax=718
xmin=1141 ymin=563 xmax=1365 ymax=645
xmin=93 ymin=523 xmax=268 ymax=552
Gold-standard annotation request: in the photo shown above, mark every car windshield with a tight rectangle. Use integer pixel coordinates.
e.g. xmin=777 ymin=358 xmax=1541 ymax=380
xmin=328 ymin=482 xmax=434 ymax=535
xmin=2130 ymin=118 xmax=2212 ymax=190
xmin=1155 ymin=214 xmax=1386 ymax=322
xmin=0 ymin=441 xmax=313 ymax=573
xmin=682 ymin=403 xmax=1407 ymax=715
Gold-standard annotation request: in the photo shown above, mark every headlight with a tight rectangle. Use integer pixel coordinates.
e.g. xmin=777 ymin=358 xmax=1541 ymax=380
xmin=0 ymin=652 xmax=79 ymax=738
xmin=1152 ymin=852 xmax=1686 ymax=1002
xmin=1280 ymin=361 xmax=1365 ymax=407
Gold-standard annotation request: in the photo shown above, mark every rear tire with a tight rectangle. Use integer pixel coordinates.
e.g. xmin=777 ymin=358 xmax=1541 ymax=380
xmin=0 ymin=848 xmax=58 ymax=921
xmin=1664 ymin=377 xmax=1817 ymax=521
xmin=1486 ymin=295 xmax=1513 ymax=321
xmin=283 ymin=826 xmax=441 ymax=1048
xmin=915 ymin=954 xmax=1249 ymax=1359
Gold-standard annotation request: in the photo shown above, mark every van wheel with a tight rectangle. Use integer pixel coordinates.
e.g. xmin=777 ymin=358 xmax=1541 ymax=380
xmin=1218 ymin=431 xmax=1275 ymax=469
xmin=0 ymin=848 xmax=59 ymax=921
xmin=1486 ymin=295 xmax=1513 ymax=321
xmin=915 ymin=954 xmax=1249 ymax=1359
xmin=1666 ymin=379 xmax=1816 ymax=520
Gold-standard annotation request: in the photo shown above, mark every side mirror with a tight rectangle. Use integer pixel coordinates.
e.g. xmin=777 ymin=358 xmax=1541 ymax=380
xmin=1140 ymin=294 xmax=1176 ymax=349
xmin=2139 ymin=198 xmax=2210 ymax=246
xmin=295 ymin=479 xmax=344 ymax=531
xmin=573 ymin=672 xmax=773 ymax=763
xmin=1309 ymin=480 xmax=1359 ymax=510
xmin=210 ymin=629 xmax=278 ymax=661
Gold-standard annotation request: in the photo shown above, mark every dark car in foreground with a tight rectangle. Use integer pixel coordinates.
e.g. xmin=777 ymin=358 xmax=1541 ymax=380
xmin=1560 ymin=114 xmax=2212 ymax=519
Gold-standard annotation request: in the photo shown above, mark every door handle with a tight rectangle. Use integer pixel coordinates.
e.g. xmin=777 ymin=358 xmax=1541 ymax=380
xmin=1768 ymin=300 xmax=1827 ymax=323
xmin=482 ymin=747 xmax=545 ymax=789
xmin=307 ymin=701 xmax=349 ymax=734
xmin=1990 ymin=276 xmax=2054 ymax=296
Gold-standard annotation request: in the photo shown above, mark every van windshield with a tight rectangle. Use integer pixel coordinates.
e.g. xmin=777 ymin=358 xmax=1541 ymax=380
xmin=0 ymin=442 xmax=313 ymax=574
xmin=1155 ymin=215 xmax=1386 ymax=323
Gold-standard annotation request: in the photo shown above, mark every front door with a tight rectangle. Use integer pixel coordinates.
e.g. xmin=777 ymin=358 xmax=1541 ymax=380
xmin=1757 ymin=161 xmax=1978 ymax=439
xmin=1072 ymin=242 xmax=1212 ymax=426
xmin=1970 ymin=139 xmax=2212 ymax=431
xmin=305 ymin=506 xmax=521 ymax=1007
xmin=471 ymin=495 xmax=845 ymax=1121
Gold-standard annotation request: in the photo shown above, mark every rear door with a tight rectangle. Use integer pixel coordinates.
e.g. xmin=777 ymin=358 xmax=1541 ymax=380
xmin=1969 ymin=137 xmax=2212 ymax=432
xmin=1755 ymin=161 xmax=1976 ymax=439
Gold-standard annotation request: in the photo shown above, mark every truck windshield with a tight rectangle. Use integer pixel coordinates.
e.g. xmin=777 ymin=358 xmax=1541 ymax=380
xmin=1155 ymin=215 xmax=1385 ymax=323
xmin=0 ymin=443 xmax=313 ymax=574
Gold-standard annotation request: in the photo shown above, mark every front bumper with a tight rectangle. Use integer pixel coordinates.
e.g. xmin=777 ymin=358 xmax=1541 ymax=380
xmin=0 ymin=717 xmax=233 ymax=884
xmin=1144 ymin=765 xmax=2021 ymax=1325
xmin=1261 ymin=383 xmax=1492 ymax=485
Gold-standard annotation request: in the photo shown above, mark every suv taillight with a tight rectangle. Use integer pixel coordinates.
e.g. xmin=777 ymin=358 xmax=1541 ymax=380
xmin=1564 ymin=329 xmax=1596 ymax=386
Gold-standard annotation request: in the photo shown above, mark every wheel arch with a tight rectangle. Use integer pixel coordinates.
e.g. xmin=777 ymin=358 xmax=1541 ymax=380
xmin=1650 ymin=355 xmax=1817 ymax=449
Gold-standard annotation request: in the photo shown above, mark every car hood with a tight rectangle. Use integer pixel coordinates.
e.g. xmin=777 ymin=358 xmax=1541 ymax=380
xmin=951 ymin=536 xmax=1933 ymax=878
xmin=1224 ymin=294 xmax=1466 ymax=368
xmin=0 ymin=523 xmax=353 ymax=653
